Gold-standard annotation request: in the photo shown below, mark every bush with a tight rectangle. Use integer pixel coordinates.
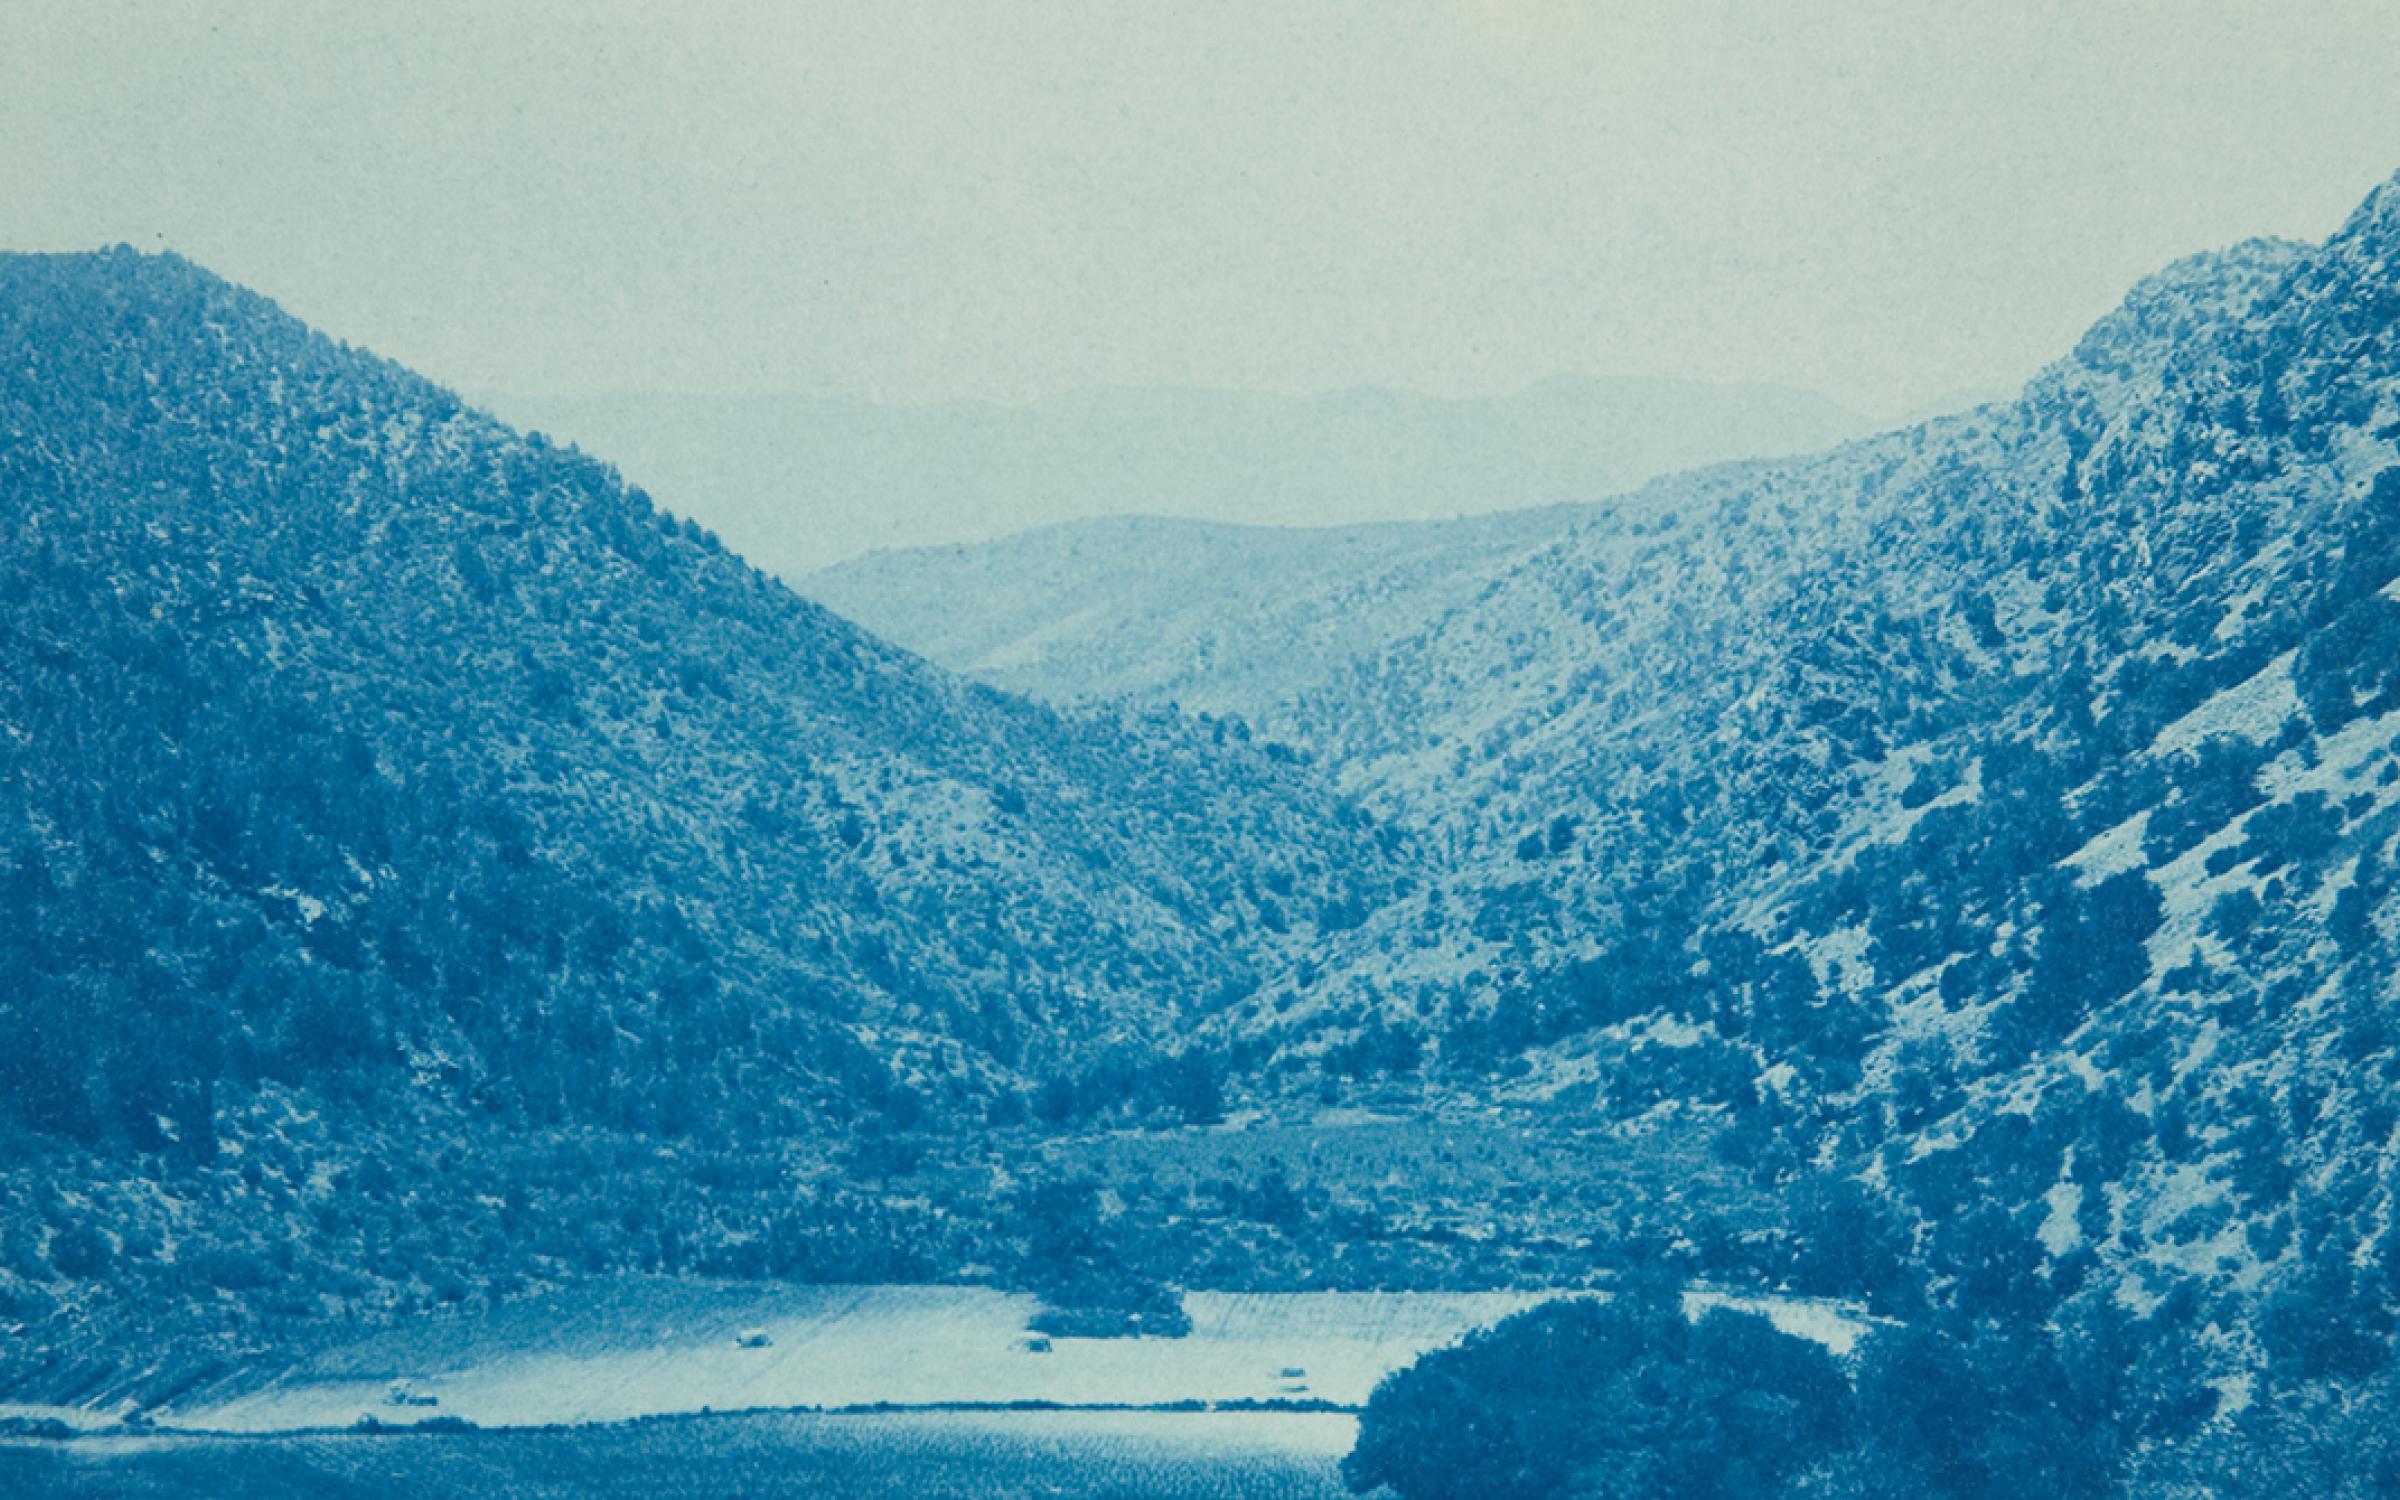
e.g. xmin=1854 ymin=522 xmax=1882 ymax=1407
xmin=0 ymin=1415 xmax=77 ymax=1441
xmin=2003 ymin=870 xmax=2163 ymax=1054
xmin=48 ymin=1221 xmax=113 ymax=1280
xmin=180 ymin=1243 xmax=277 ymax=1291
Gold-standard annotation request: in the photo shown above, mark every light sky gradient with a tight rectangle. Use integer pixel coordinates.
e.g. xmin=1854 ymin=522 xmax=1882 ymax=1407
xmin=7 ymin=1 xmax=2400 ymax=417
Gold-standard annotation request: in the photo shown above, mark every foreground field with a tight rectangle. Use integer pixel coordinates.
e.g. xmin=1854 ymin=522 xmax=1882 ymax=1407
xmin=0 ymin=1408 xmax=1358 ymax=1500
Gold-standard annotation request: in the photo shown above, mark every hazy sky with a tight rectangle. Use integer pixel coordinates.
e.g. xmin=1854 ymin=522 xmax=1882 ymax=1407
xmin=8 ymin=1 xmax=2400 ymax=417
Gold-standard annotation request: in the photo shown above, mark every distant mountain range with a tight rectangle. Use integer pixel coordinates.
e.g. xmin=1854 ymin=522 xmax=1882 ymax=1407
xmin=806 ymin=505 xmax=1615 ymax=731
xmin=481 ymin=377 xmax=1880 ymax=574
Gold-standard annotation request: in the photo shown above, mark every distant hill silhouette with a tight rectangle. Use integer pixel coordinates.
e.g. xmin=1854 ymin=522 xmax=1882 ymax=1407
xmin=482 ymin=376 xmax=1875 ymax=573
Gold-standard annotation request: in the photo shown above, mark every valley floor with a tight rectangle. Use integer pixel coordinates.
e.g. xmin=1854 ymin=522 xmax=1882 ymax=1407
xmin=2 ymin=1274 xmax=1874 ymax=1497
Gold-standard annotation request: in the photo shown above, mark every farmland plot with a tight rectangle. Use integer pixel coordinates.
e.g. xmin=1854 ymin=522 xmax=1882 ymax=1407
xmin=0 ymin=1408 xmax=1358 ymax=1499
xmin=161 ymin=1280 xmax=1555 ymax=1432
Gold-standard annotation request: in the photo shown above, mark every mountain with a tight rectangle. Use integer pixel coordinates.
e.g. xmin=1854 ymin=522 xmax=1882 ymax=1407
xmin=803 ymin=505 xmax=1623 ymax=731
xmin=0 ymin=249 xmax=1399 ymax=1388
xmin=1210 ymin=180 xmax=2400 ymax=1372
xmin=482 ymin=377 xmax=1876 ymax=575
xmin=829 ymin=173 xmax=2400 ymax=1384
xmin=0 ymin=249 xmax=1418 ymax=1131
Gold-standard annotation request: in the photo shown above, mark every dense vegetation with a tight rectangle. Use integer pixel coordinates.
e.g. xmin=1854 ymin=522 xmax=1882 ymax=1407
xmin=1348 ymin=1290 xmax=2397 ymax=1500
xmin=1345 ymin=1294 xmax=1856 ymax=1500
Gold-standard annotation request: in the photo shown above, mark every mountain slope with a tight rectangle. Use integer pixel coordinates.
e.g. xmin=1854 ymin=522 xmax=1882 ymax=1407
xmin=803 ymin=505 xmax=1624 ymax=729
xmin=11 ymin=169 xmax=2400 ymax=1432
xmin=0 ymin=247 xmax=1396 ymax=1150
xmin=1201 ymin=178 xmax=2400 ymax=1377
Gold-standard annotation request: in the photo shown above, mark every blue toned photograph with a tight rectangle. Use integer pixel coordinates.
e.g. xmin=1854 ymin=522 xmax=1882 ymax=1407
xmin=4 ymin=4 xmax=2399 ymax=1496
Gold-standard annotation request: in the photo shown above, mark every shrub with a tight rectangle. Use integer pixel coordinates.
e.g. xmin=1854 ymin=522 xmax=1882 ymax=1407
xmin=48 ymin=1221 xmax=113 ymax=1280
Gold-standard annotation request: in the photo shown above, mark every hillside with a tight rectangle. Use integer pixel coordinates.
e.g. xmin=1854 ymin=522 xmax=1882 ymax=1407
xmin=489 ymin=376 xmax=1874 ymax=574
xmin=1211 ymin=177 xmax=2400 ymax=1379
xmin=0 ymin=250 xmax=1398 ymax=1388
xmin=804 ymin=506 xmax=1618 ymax=730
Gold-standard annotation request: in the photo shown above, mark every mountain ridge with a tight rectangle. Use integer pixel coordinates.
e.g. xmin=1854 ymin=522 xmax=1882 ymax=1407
xmin=1227 ymin=170 xmax=2400 ymax=1371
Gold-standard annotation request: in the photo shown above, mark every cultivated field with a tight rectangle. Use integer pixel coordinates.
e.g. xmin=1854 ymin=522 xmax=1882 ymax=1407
xmin=157 ymin=1279 xmax=1551 ymax=1431
xmin=0 ymin=1408 xmax=1359 ymax=1499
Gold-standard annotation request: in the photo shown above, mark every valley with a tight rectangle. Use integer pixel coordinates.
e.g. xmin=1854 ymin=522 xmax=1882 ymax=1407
xmin=7 ymin=156 xmax=2400 ymax=1499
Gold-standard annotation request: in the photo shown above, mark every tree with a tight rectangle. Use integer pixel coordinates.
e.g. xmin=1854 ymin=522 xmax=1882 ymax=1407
xmin=2002 ymin=869 xmax=2162 ymax=1055
xmin=1851 ymin=1308 xmax=2210 ymax=1500
xmin=1344 ymin=1293 xmax=1853 ymax=1500
xmin=1779 ymin=1174 xmax=1919 ymax=1314
xmin=2259 ymin=1263 xmax=2395 ymax=1384
xmin=1158 ymin=1049 xmax=1226 ymax=1126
